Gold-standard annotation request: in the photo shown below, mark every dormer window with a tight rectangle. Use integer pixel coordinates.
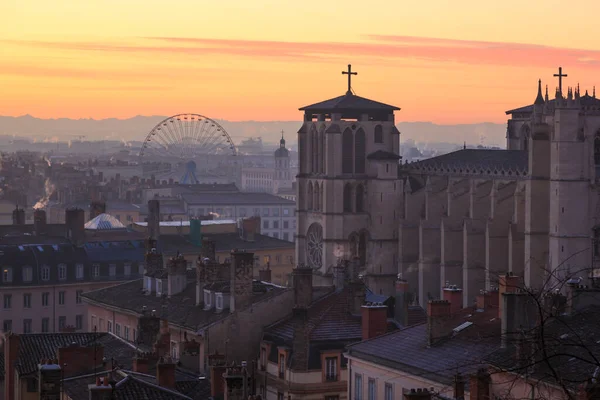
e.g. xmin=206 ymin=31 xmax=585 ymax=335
xmin=41 ymin=265 xmax=50 ymax=281
xmin=325 ymin=356 xmax=338 ymax=381
xmin=278 ymin=353 xmax=285 ymax=379
xmin=22 ymin=266 xmax=33 ymax=282
xmin=145 ymin=277 xmax=152 ymax=292
xmin=204 ymin=290 xmax=212 ymax=309
xmin=216 ymin=293 xmax=223 ymax=310
xmin=58 ymin=264 xmax=67 ymax=280
xmin=156 ymin=280 xmax=163 ymax=296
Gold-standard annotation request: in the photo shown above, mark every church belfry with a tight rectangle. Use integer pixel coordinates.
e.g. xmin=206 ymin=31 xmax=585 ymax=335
xmin=296 ymin=65 xmax=403 ymax=295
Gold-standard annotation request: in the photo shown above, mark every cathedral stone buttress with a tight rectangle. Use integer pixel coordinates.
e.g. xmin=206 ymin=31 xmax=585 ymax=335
xmin=296 ymin=65 xmax=402 ymax=296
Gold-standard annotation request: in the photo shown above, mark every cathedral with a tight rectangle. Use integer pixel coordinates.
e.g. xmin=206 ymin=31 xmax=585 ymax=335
xmin=296 ymin=65 xmax=600 ymax=306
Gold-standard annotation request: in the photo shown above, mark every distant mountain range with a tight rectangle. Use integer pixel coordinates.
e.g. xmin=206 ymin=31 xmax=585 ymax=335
xmin=0 ymin=115 xmax=506 ymax=148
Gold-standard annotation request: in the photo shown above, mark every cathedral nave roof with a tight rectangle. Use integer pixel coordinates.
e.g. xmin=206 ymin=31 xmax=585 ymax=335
xmin=299 ymin=92 xmax=400 ymax=112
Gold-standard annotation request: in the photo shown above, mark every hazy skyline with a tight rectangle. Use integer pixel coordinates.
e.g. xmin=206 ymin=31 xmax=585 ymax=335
xmin=2 ymin=0 xmax=600 ymax=123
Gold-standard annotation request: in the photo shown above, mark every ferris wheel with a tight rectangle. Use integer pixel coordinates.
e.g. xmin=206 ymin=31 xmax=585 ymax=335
xmin=139 ymin=113 xmax=237 ymax=159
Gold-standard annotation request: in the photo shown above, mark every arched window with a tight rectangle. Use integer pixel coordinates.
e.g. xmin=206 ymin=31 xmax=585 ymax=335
xmin=342 ymin=129 xmax=353 ymax=174
xmin=521 ymin=125 xmax=530 ymax=152
xmin=314 ymin=182 xmax=320 ymax=211
xmin=355 ymin=128 xmax=366 ymax=174
xmin=343 ymin=184 xmax=353 ymax=212
xmin=307 ymin=182 xmax=313 ymax=210
xmin=312 ymin=128 xmax=318 ymax=173
xmin=299 ymin=135 xmax=306 ymax=173
xmin=356 ymin=184 xmax=364 ymax=212
xmin=594 ymin=133 xmax=600 ymax=165
xmin=320 ymin=127 xmax=326 ymax=173
xmin=374 ymin=125 xmax=383 ymax=143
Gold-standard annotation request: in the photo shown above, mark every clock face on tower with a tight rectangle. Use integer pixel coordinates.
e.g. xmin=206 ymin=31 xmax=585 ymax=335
xmin=306 ymin=223 xmax=323 ymax=270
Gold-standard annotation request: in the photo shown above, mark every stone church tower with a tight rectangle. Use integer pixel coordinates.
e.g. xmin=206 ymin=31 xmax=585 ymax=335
xmin=296 ymin=65 xmax=402 ymax=295
xmin=273 ymin=132 xmax=292 ymax=194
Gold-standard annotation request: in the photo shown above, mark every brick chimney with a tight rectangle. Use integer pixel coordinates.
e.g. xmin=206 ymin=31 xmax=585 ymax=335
xmin=229 ymin=250 xmax=255 ymax=312
xmin=57 ymin=343 xmax=104 ymax=377
xmin=179 ymin=337 xmax=201 ymax=372
xmin=90 ymin=200 xmax=106 ymax=219
xmin=242 ymin=217 xmax=260 ymax=242
xmin=88 ymin=376 xmax=113 ymax=400
xmin=34 ymin=208 xmax=47 ymax=235
xmin=65 ymin=207 xmax=85 ymax=246
xmin=293 ymin=265 xmax=313 ymax=308
xmin=403 ymin=388 xmax=432 ymax=400
xmin=224 ymin=363 xmax=249 ymax=400
xmin=394 ymin=277 xmax=410 ymax=326
xmin=258 ymin=263 xmax=272 ymax=283
xmin=153 ymin=319 xmax=171 ymax=358
xmin=476 ymin=290 xmax=492 ymax=310
xmin=147 ymin=199 xmax=161 ymax=243
xmin=137 ymin=309 xmax=161 ymax=348
xmin=361 ymin=302 xmax=388 ymax=340
xmin=498 ymin=273 xmax=520 ymax=319
xmin=4 ymin=333 xmax=20 ymax=400
xmin=12 ymin=205 xmax=25 ymax=225
xmin=427 ymin=300 xmax=451 ymax=346
xmin=453 ymin=373 xmax=465 ymax=400
xmin=209 ymin=351 xmax=227 ymax=398
xmin=469 ymin=368 xmax=491 ymax=400
xmin=167 ymin=253 xmax=187 ymax=297
xmin=156 ymin=356 xmax=176 ymax=389
xmin=39 ymin=360 xmax=62 ymax=399
xmin=501 ymin=292 xmax=537 ymax=349
xmin=442 ymin=285 xmax=462 ymax=314
xmin=132 ymin=353 xmax=153 ymax=374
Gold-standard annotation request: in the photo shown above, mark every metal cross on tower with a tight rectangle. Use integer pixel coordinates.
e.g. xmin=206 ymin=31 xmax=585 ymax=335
xmin=554 ymin=66 xmax=568 ymax=94
xmin=342 ymin=64 xmax=357 ymax=95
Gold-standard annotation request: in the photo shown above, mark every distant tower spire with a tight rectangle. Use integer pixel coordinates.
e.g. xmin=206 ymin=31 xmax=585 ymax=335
xmin=594 ymin=86 xmax=597 ymax=98
xmin=534 ymin=79 xmax=544 ymax=105
xmin=280 ymin=130 xmax=285 ymax=148
xmin=545 ymin=85 xmax=549 ymax=102
xmin=463 ymin=141 xmax=467 ymax=150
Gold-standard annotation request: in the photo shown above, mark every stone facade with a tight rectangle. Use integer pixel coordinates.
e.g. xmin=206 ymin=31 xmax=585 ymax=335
xmin=297 ymin=68 xmax=600 ymax=307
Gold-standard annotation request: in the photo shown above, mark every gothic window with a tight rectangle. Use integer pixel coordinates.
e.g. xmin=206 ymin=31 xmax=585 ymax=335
xmin=521 ymin=125 xmax=530 ymax=152
xmin=314 ymin=182 xmax=320 ymax=211
xmin=594 ymin=133 xmax=600 ymax=165
xmin=299 ymin=136 xmax=306 ymax=173
xmin=355 ymin=128 xmax=366 ymax=174
xmin=348 ymin=233 xmax=359 ymax=258
xmin=343 ymin=184 xmax=353 ymax=212
xmin=374 ymin=125 xmax=383 ymax=143
xmin=306 ymin=223 xmax=323 ymax=269
xmin=320 ymin=127 xmax=326 ymax=173
xmin=356 ymin=184 xmax=365 ymax=212
xmin=342 ymin=129 xmax=354 ymax=174
xmin=307 ymin=182 xmax=313 ymax=210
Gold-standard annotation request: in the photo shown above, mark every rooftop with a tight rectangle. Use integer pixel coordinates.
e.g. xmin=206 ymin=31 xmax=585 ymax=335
xmin=505 ymin=92 xmax=600 ymax=114
xmin=133 ymin=220 xmax=236 ymax=228
xmin=299 ymin=93 xmax=400 ymax=113
xmin=85 ymin=213 xmax=127 ymax=230
xmin=159 ymin=232 xmax=294 ymax=256
xmin=180 ymin=192 xmax=295 ymax=206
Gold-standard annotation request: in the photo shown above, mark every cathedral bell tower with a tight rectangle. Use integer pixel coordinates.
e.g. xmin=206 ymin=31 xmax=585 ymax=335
xmin=296 ymin=64 xmax=402 ymax=295
xmin=273 ymin=131 xmax=291 ymax=194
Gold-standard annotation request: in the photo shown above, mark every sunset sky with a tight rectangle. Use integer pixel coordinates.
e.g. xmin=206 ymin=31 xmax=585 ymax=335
xmin=2 ymin=0 xmax=600 ymax=123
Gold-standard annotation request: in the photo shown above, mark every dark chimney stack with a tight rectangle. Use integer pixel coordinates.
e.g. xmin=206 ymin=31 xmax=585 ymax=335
xmin=442 ymin=285 xmax=463 ymax=314
xmin=427 ymin=300 xmax=451 ymax=346
xmin=394 ymin=276 xmax=410 ymax=326
xmin=453 ymin=373 xmax=465 ymax=400
xmin=209 ymin=352 xmax=227 ymax=398
xmin=156 ymin=356 xmax=176 ymax=389
xmin=12 ymin=206 xmax=25 ymax=225
xmin=90 ymin=200 xmax=106 ymax=219
xmin=242 ymin=217 xmax=260 ymax=242
xmin=293 ymin=265 xmax=313 ymax=309
xmin=469 ymin=368 xmax=491 ymax=400
xmin=498 ymin=273 xmax=520 ymax=319
xmin=33 ymin=208 xmax=47 ymax=235
xmin=361 ymin=302 xmax=388 ymax=340
xmin=148 ymin=200 xmax=161 ymax=244
xmin=229 ymin=250 xmax=255 ymax=312
xmin=258 ymin=263 xmax=272 ymax=283
xmin=65 ymin=208 xmax=85 ymax=246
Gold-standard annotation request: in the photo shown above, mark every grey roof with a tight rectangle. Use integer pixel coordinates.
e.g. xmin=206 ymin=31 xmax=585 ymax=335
xmin=160 ymin=232 xmax=294 ymax=256
xmin=85 ymin=213 xmax=126 ymax=230
xmin=367 ymin=150 xmax=402 ymax=161
xmin=406 ymin=149 xmax=528 ymax=176
xmin=82 ymin=279 xmax=287 ymax=331
xmin=299 ymin=93 xmax=400 ymax=112
xmin=181 ymin=192 xmax=295 ymax=206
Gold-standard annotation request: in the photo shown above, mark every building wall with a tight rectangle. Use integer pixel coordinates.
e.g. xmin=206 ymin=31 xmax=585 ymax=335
xmin=0 ymin=281 xmax=126 ymax=334
xmin=346 ymin=356 xmax=455 ymax=400
xmin=241 ymin=167 xmax=275 ymax=193
xmin=490 ymin=371 xmax=567 ymax=400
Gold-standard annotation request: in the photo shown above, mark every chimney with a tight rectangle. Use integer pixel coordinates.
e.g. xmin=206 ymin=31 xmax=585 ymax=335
xmin=190 ymin=218 xmax=202 ymax=247
xmin=394 ymin=277 xmax=410 ymax=326
xmin=34 ymin=208 xmax=47 ymax=235
xmin=293 ymin=265 xmax=313 ymax=308
xmin=469 ymin=368 xmax=491 ymax=400
xmin=242 ymin=217 xmax=260 ymax=242
xmin=427 ymin=300 xmax=451 ymax=346
xmin=403 ymin=388 xmax=432 ymax=400
xmin=259 ymin=263 xmax=272 ymax=283
xmin=333 ymin=260 xmax=347 ymax=291
xmin=38 ymin=360 xmax=63 ymax=398
xmin=361 ymin=302 xmax=388 ymax=340
xmin=229 ymin=250 xmax=255 ymax=312
xmin=501 ymin=292 xmax=537 ymax=348
xmin=144 ymin=241 xmax=164 ymax=279
xmin=453 ymin=373 xmax=465 ymax=400
xmin=488 ymin=287 xmax=499 ymax=309
xmin=88 ymin=376 xmax=113 ymax=400
xmin=179 ymin=338 xmax=201 ymax=372
xmin=65 ymin=207 xmax=85 ymax=246
xmin=136 ymin=310 xmax=161 ymax=348
xmin=4 ymin=333 xmax=20 ymax=400
xmin=498 ymin=273 xmax=520 ymax=319
xmin=132 ymin=353 xmax=152 ymax=374
xmin=90 ymin=200 xmax=106 ymax=219
xmin=209 ymin=351 xmax=227 ymax=398
xmin=292 ymin=307 xmax=309 ymax=371
xmin=476 ymin=290 xmax=491 ymax=310
xmin=442 ymin=285 xmax=463 ymax=314
xmin=147 ymin=200 xmax=161 ymax=244
xmin=153 ymin=319 xmax=171 ymax=358
xmin=167 ymin=253 xmax=187 ymax=297
xmin=12 ymin=206 xmax=25 ymax=225
xmin=224 ymin=363 xmax=249 ymax=400
xmin=156 ymin=356 xmax=176 ymax=389
xmin=57 ymin=343 xmax=104 ymax=377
